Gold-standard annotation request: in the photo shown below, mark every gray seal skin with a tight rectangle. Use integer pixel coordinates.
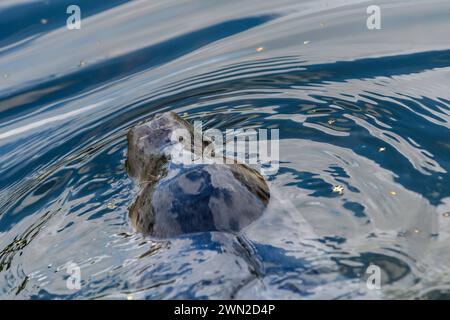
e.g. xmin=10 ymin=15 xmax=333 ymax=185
xmin=126 ymin=112 xmax=270 ymax=238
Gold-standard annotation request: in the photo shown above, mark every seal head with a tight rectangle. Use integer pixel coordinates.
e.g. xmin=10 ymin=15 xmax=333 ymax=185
xmin=127 ymin=112 xmax=270 ymax=237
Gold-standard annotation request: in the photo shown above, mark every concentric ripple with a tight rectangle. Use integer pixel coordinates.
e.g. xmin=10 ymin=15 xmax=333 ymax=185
xmin=0 ymin=0 xmax=450 ymax=299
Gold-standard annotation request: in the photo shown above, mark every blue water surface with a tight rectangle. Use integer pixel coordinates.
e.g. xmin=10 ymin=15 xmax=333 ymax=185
xmin=0 ymin=0 xmax=450 ymax=299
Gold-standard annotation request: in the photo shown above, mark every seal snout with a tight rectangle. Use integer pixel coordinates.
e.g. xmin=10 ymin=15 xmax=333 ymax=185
xmin=126 ymin=112 xmax=190 ymax=182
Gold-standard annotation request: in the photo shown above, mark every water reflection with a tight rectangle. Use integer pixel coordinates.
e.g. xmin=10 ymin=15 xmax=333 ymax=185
xmin=0 ymin=0 xmax=450 ymax=299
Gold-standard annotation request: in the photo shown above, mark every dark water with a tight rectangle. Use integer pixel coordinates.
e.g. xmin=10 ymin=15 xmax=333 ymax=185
xmin=1 ymin=0 xmax=450 ymax=299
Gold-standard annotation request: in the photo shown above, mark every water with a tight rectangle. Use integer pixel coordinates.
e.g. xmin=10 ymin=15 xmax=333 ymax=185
xmin=0 ymin=0 xmax=450 ymax=299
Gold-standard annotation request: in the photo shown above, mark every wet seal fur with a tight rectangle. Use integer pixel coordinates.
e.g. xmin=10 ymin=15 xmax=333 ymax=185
xmin=126 ymin=112 xmax=270 ymax=237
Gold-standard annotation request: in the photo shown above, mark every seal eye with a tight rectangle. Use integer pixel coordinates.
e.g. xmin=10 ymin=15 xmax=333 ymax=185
xmin=178 ymin=136 xmax=184 ymax=142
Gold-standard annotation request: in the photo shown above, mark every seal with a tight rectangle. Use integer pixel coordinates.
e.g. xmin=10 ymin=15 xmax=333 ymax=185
xmin=126 ymin=112 xmax=270 ymax=237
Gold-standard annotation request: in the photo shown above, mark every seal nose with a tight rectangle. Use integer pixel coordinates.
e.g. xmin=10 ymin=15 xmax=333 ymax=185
xmin=126 ymin=112 xmax=192 ymax=182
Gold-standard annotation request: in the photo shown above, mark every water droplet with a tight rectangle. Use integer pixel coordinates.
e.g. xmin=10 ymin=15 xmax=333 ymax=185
xmin=332 ymin=185 xmax=344 ymax=195
xmin=40 ymin=18 xmax=48 ymax=25
xmin=106 ymin=203 xmax=116 ymax=209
